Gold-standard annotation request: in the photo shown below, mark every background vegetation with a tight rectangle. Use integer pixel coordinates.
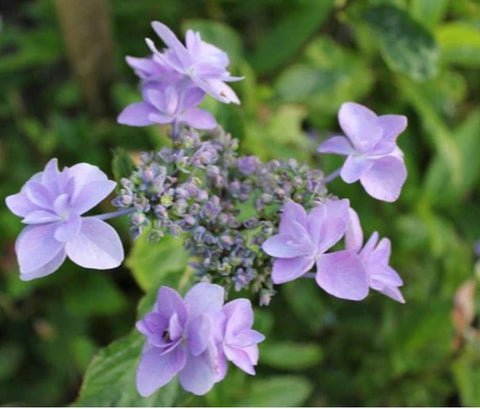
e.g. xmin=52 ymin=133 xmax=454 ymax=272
xmin=2 ymin=0 xmax=480 ymax=405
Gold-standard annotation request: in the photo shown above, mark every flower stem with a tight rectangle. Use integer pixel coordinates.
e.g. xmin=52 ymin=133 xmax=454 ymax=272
xmin=93 ymin=207 xmax=135 ymax=221
xmin=324 ymin=168 xmax=341 ymax=184
xmin=172 ymin=121 xmax=180 ymax=142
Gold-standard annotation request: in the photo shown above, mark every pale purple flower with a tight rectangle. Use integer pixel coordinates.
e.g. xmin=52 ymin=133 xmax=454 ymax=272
xmin=318 ymin=102 xmax=407 ymax=202
xmin=214 ymin=299 xmax=265 ymax=380
xmin=5 ymin=159 xmax=124 ymax=281
xmin=145 ymin=22 xmax=242 ymax=104
xmin=346 ymin=209 xmax=405 ymax=303
xmin=136 ymin=283 xmax=225 ymax=396
xmin=117 ymin=81 xmax=216 ymax=129
xmin=262 ymin=200 xmax=369 ymax=301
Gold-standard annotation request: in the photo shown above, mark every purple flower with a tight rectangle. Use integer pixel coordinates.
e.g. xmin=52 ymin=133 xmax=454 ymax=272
xmin=214 ymin=299 xmax=265 ymax=379
xmin=262 ymin=200 xmax=369 ymax=301
xmin=145 ymin=22 xmax=242 ymax=104
xmin=5 ymin=159 xmax=124 ymax=281
xmin=318 ymin=102 xmax=407 ymax=202
xmin=136 ymin=283 xmax=225 ymax=396
xmin=136 ymin=283 xmax=265 ymax=396
xmin=118 ymin=81 xmax=216 ymax=129
xmin=346 ymin=209 xmax=405 ymax=303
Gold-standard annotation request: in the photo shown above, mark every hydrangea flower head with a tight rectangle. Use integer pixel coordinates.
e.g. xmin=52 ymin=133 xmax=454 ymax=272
xmin=146 ymin=22 xmax=242 ymax=104
xmin=118 ymin=81 xmax=216 ymax=129
xmin=346 ymin=209 xmax=405 ymax=303
xmin=262 ymin=200 xmax=369 ymax=301
xmin=318 ymin=102 xmax=407 ymax=202
xmin=5 ymin=159 xmax=124 ymax=280
xmin=136 ymin=283 xmax=265 ymax=396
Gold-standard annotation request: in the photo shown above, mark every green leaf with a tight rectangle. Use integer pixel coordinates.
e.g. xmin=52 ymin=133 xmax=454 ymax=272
xmin=452 ymin=345 xmax=480 ymax=406
xmin=364 ymin=4 xmax=439 ymax=80
xmin=63 ymin=273 xmax=127 ymax=316
xmin=73 ymin=331 xmax=178 ymax=406
xmin=275 ymin=37 xmax=373 ymax=119
xmin=111 ymin=148 xmax=135 ymax=182
xmin=398 ymin=77 xmax=463 ymax=194
xmin=126 ymin=233 xmax=189 ymax=292
xmin=182 ymin=20 xmax=244 ymax=68
xmin=423 ymin=109 xmax=480 ymax=207
xmin=260 ymin=341 xmax=323 ymax=370
xmin=235 ymin=375 xmax=312 ymax=406
xmin=436 ymin=23 xmax=480 ymax=67
xmin=250 ymin=0 xmax=335 ymax=75
xmin=410 ymin=0 xmax=448 ymax=28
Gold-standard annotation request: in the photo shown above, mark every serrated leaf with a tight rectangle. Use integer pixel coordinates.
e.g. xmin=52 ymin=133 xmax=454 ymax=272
xmin=126 ymin=233 xmax=189 ymax=292
xmin=73 ymin=331 xmax=178 ymax=406
xmin=235 ymin=375 xmax=312 ymax=407
xmin=250 ymin=0 xmax=335 ymax=75
xmin=436 ymin=23 xmax=480 ymax=67
xmin=364 ymin=4 xmax=439 ymax=80
xmin=260 ymin=341 xmax=323 ymax=370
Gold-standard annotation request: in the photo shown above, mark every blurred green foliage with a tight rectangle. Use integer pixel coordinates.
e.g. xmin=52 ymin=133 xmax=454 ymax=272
xmin=2 ymin=0 xmax=480 ymax=406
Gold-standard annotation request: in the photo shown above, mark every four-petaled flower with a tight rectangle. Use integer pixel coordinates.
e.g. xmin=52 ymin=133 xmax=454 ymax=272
xmin=318 ymin=102 xmax=407 ymax=202
xmin=136 ymin=283 xmax=264 ymax=397
xmin=146 ymin=22 xmax=242 ymax=104
xmin=346 ymin=209 xmax=405 ymax=303
xmin=5 ymin=158 xmax=124 ymax=281
xmin=262 ymin=200 xmax=369 ymax=301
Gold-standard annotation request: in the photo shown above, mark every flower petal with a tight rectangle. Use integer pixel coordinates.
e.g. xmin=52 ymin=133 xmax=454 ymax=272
xmin=223 ymin=299 xmax=254 ymax=337
xmin=359 ymin=156 xmax=407 ymax=202
xmin=136 ymin=344 xmax=186 ymax=397
xmin=315 ymin=250 xmax=369 ymax=301
xmin=192 ymin=76 xmax=240 ymax=104
xmin=279 ymin=202 xmax=308 ymax=235
xmin=181 ymin=108 xmax=217 ymax=129
xmin=24 ymin=182 xmax=54 ymax=209
xmin=15 ymin=224 xmax=64 ymax=275
xmin=345 ymin=208 xmax=363 ymax=252
xmin=184 ymin=282 xmax=224 ymax=317
xmin=20 ymin=250 xmax=67 ymax=281
xmin=338 ymin=102 xmax=383 ymax=153
xmin=178 ymin=350 xmax=217 ymax=395
xmin=187 ymin=314 xmax=212 ymax=356
xmin=377 ymin=114 xmax=407 ymax=144
xmin=22 ymin=210 xmax=60 ymax=224
xmin=317 ymin=136 xmax=353 ymax=155
xmin=5 ymin=191 xmax=38 ymax=218
xmin=271 ymin=256 xmax=315 ymax=284
xmin=154 ymin=287 xmax=187 ymax=323
xmin=117 ymin=102 xmax=156 ymax=127
xmin=54 ymin=214 xmax=82 ymax=242
xmin=262 ymin=232 xmax=313 ymax=258
xmin=308 ymin=199 xmax=350 ymax=253
xmin=71 ymin=180 xmax=116 ymax=215
xmin=65 ymin=218 xmax=124 ymax=269
xmin=224 ymin=345 xmax=255 ymax=375
xmin=182 ymin=87 xmax=206 ymax=108
xmin=340 ymin=155 xmax=374 ymax=184
xmin=151 ymin=22 xmax=192 ymax=69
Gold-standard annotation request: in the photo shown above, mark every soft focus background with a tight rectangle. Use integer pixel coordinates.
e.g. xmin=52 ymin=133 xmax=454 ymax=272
xmin=2 ymin=0 xmax=480 ymax=406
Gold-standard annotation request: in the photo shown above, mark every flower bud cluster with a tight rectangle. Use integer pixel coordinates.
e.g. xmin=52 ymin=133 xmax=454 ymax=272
xmin=114 ymin=127 xmax=330 ymax=304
